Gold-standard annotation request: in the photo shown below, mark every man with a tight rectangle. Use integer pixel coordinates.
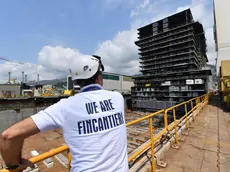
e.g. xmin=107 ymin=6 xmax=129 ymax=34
xmin=1 ymin=55 xmax=129 ymax=172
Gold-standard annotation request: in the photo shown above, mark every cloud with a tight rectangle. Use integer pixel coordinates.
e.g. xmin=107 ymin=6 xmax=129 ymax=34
xmin=130 ymin=0 xmax=150 ymax=17
xmin=101 ymin=0 xmax=140 ymax=11
xmin=38 ymin=46 xmax=82 ymax=71
xmin=206 ymin=28 xmax=217 ymax=64
xmin=0 ymin=61 xmax=38 ymax=83
xmin=0 ymin=0 xmax=215 ymax=83
xmin=94 ymin=29 xmax=139 ymax=74
xmin=0 ymin=46 xmax=83 ymax=83
xmin=187 ymin=0 xmax=216 ymax=64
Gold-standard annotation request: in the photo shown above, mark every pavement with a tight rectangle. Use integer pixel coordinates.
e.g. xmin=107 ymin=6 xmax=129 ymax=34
xmin=160 ymin=98 xmax=230 ymax=172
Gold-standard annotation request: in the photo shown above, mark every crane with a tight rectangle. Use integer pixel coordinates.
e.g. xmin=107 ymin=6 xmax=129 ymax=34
xmin=0 ymin=56 xmax=25 ymax=84
xmin=0 ymin=56 xmax=24 ymax=65
xmin=0 ymin=56 xmax=40 ymax=85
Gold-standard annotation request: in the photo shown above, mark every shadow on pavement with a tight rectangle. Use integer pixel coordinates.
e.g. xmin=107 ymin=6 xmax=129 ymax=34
xmin=208 ymin=95 xmax=230 ymax=112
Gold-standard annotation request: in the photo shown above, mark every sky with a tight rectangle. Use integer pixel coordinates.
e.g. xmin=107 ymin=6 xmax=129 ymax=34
xmin=0 ymin=0 xmax=215 ymax=83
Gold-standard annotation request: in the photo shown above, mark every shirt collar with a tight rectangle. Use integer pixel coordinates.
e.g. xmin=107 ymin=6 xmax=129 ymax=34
xmin=79 ymin=84 xmax=103 ymax=93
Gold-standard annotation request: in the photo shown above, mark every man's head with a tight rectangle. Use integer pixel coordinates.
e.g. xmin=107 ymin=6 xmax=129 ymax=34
xmin=75 ymin=70 xmax=103 ymax=87
xmin=69 ymin=55 xmax=104 ymax=88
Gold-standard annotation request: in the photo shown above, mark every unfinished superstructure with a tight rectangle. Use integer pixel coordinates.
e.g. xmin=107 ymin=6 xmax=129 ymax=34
xmin=132 ymin=9 xmax=211 ymax=111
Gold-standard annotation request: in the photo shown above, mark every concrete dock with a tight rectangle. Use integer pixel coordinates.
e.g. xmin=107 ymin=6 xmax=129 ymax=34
xmin=160 ymin=98 xmax=230 ymax=172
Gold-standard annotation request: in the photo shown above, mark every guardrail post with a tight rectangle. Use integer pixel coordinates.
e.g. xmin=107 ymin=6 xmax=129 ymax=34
xmin=203 ymin=95 xmax=207 ymax=110
xmin=149 ymin=117 xmax=156 ymax=172
xmin=173 ymin=109 xmax=179 ymax=145
xmin=190 ymin=100 xmax=195 ymax=121
xmin=201 ymin=96 xmax=204 ymax=111
xmin=67 ymin=150 xmax=72 ymax=171
xmin=164 ymin=110 xmax=168 ymax=131
xmin=184 ymin=103 xmax=189 ymax=129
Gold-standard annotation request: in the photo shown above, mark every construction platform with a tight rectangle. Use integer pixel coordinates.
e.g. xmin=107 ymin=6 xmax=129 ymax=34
xmin=1 ymin=96 xmax=230 ymax=172
xmin=159 ymin=98 xmax=230 ymax=172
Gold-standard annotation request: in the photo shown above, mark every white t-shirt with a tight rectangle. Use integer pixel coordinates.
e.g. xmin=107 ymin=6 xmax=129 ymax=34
xmin=31 ymin=85 xmax=129 ymax=172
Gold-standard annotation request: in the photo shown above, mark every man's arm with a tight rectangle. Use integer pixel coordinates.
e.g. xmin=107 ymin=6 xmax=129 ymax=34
xmin=1 ymin=98 xmax=67 ymax=166
xmin=1 ymin=117 xmax=40 ymax=165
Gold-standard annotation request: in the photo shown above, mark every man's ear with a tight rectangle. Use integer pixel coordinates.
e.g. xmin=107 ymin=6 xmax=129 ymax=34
xmin=96 ymin=72 xmax=103 ymax=85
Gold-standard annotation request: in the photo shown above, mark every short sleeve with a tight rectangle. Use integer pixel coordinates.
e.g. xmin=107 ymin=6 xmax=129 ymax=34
xmin=31 ymin=98 xmax=67 ymax=132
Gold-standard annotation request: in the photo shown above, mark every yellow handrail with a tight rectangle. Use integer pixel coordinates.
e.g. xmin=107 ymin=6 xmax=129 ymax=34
xmin=1 ymin=94 xmax=209 ymax=172
xmin=0 ymin=145 xmax=69 ymax=172
xmin=126 ymin=109 xmax=164 ymax=172
xmin=165 ymin=94 xmax=208 ymax=144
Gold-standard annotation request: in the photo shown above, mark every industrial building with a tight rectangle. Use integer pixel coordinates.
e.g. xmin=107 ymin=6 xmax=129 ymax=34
xmin=213 ymin=0 xmax=230 ymax=75
xmin=0 ymin=84 xmax=21 ymax=98
xmin=67 ymin=72 xmax=134 ymax=94
xmin=132 ymin=9 xmax=211 ymax=111
xmin=102 ymin=72 xmax=134 ymax=93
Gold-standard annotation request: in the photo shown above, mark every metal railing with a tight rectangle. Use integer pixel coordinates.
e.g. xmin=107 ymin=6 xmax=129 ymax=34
xmin=164 ymin=94 xmax=207 ymax=145
xmin=128 ymin=94 xmax=207 ymax=171
xmin=126 ymin=109 xmax=165 ymax=171
xmin=1 ymin=94 xmax=208 ymax=172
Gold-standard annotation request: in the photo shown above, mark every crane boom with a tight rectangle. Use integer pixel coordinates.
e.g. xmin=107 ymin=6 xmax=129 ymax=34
xmin=0 ymin=56 xmax=25 ymax=84
xmin=0 ymin=56 xmax=24 ymax=64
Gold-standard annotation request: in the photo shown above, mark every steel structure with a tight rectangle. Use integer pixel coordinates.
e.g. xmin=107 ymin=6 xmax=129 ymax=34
xmin=132 ymin=9 xmax=211 ymax=111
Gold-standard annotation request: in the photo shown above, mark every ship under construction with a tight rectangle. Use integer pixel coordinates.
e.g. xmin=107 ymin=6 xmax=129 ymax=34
xmin=132 ymin=9 xmax=212 ymax=111
xmin=1 ymin=0 xmax=230 ymax=171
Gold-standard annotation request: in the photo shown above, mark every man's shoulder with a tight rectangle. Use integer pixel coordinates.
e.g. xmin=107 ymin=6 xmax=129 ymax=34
xmin=100 ymin=90 xmax=124 ymax=98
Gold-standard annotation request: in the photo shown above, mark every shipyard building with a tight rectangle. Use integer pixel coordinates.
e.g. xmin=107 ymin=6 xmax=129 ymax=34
xmin=132 ymin=9 xmax=211 ymax=111
xmin=67 ymin=72 xmax=134 ymax=94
